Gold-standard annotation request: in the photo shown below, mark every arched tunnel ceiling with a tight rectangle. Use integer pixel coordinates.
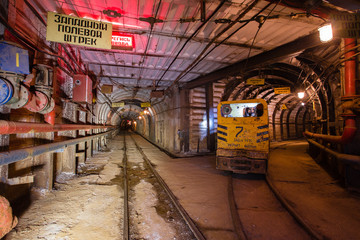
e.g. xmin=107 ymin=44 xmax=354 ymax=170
xmin=116 ymin=105 xmax=142 ymax=119
xmin=109 ymin=88 xmax=151 ymax=103
xmin=220 ymin=39 xmax=342 ymax=132
xmin=96 ymin=94 xmax=146 ymax=122
xmin=26 ymin=0 xmax=349 ymax=103
xmin=22 ymin=0 xmax=358 ymax=126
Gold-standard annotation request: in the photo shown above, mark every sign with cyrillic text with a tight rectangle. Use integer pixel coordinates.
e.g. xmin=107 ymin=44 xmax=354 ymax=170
xmin=274 ymin=87 xmax=291 ymax=94
xmin=112 ymin=33 xmax=134 ymax=50
xmin=112 ymin=102 xmax=125 ymax=108
xmin=46 ymin=12 xmax=112 ymax=49
xmin=141 ymin=102 xmax=151 ymax=108
xmin=246 ymin=78 xmax=265 ymax=85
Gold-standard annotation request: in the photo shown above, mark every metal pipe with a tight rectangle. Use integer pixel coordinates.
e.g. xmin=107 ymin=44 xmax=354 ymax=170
xmin=345 ymin=38 xmax=356 ymax=96
xmin=306 ymin=138 xmax=360 ymax=167
xmin=0 ymin=120 xmax=114 ymax=135
xmin=0 ymin=130 xmax=115 ymax=166
xmin=303 ymin=38 xmax=357 ymax=144
xmin=304 ymin=118 xmax=356 ymax=143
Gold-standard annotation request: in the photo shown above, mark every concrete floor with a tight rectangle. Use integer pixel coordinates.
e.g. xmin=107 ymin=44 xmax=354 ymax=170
xmin=6 ymin=138 xmax=124 ymax=240
xmin=268 ymin=140 xmax=360 ymax=240
xmin=134 ymin=136 xmax=360 ymax=239
xmin=5 ymin=135 xmax=360 ymax=240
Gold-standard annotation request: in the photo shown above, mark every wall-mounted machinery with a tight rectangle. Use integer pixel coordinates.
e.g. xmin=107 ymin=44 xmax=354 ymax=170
xmin=0 ymin=42 xmax=55 ymax=124
xmin=72 ymin=74 xmax=93 ymax=104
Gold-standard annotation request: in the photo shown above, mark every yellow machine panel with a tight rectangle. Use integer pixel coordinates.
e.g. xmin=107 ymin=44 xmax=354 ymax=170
xmin=216 ymin=99 xmax=269 ymax=174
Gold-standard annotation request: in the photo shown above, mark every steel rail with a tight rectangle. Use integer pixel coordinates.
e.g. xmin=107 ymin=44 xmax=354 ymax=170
xmin=130 ymin=134 xmax=206 ymax=240
xmin=0 ymin=129 xmax=116 ymax=166
xmin=123 ymin=132 xmax=130 ymax=240
xmin=228 ymin=174 xmax=247 ymax=240
xmin=265 ymin=175 xmax=325 ymax=240
xmin=228 ymin=171 xmax=324 ymax=240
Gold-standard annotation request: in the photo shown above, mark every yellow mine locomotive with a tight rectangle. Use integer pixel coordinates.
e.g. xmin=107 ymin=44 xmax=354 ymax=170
xmin=216 ymin=99 xmax=269 ymax=174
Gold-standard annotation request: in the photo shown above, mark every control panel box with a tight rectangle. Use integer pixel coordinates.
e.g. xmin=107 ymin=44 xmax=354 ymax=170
xmin=0 ymin=42 xmax=30 ymax=74
xmin=72 ymin=75 xmax=93 ymax=104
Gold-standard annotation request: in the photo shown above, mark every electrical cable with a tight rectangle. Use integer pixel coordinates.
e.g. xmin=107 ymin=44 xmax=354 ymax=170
xmin=23 ymin=0 xmax=86 ymax=74
xmin=0 ymin=3 xmax=89 ymax=75
xmin=303 ymin=40 xmax=360 ymax=103
xmin=168 ymin=0 xmax=260 ymax=87
xmin=244 ymin=0 xmax=282 ymax=69
xmin=296 ymin=40 xmax=355 ymax=107
xmin=154 ymin=0 xmax=227 ymax=88
xmin=135 ymin=0 xmax=162 ymax=91
xmin=151 ymin=5 xmax=203 ymax=90
xmin=170 ymin=9 xmax=327 ymax=91
xmin=170 ymin=1 xmax=272 ymax=89
xmin=0 ymin=14 xmax=78 ymax=74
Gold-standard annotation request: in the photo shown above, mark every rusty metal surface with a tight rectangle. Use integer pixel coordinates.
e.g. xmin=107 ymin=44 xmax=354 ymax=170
xmin=0 ymin=195 xmax=18 ymax=239
xmin=216 ymin=148 xmax=268 ymax=159
xmin=0 ymin=130 xmax=115 ymax=166
xmin=0 ymin=120 xmax=114 ymax=134
xmin=216 ymin=156 xmax=266 ymax=173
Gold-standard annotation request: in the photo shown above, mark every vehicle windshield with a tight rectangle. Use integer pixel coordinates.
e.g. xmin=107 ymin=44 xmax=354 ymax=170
xmin=221 ymin=103 xmax=263 ymax=118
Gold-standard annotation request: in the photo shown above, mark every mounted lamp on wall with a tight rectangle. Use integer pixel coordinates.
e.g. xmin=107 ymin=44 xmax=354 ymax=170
xmin=297 ymin=91 xmax=305 ymax=99
xmin=318 ymin=24 xmax=333 ymax=42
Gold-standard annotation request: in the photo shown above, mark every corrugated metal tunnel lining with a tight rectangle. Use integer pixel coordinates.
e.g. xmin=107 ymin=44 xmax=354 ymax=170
xmin=1 ymin=0 xmax=360 ymax=238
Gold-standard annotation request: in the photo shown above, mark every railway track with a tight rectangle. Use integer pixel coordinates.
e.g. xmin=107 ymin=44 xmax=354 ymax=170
xmin=265 ymin=175 xmax=325 ymax=240
xmin=122 ymin=132 xmax=205 ymax=240
xmin=127 ymin=131 xmax=313 ymax=240
xmin=6 ymin=133 xmax=346 ymax=240
xmin=122 ymin=133 xmax=130 ymax=240
xmin=227 ymin=172 xmax=327 ymax=240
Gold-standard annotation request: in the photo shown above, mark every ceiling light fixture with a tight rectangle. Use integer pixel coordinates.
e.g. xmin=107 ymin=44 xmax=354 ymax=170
xmin=297 ymin=91 xmax=305 ymax=99
xmin=318 ymin=24 xmax=333 ymax=42
xmin=103 ymin=9 xmax=121 ymax=18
